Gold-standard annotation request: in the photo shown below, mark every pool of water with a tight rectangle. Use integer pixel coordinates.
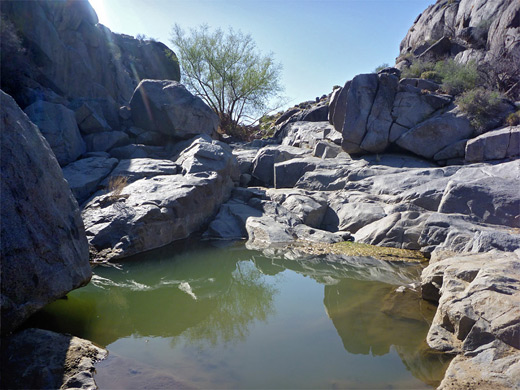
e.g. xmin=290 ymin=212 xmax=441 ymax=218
xmin=28 ymin=241 xmax=450 ymax=389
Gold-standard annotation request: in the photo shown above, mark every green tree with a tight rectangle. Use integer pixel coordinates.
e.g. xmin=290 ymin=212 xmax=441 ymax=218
xmin=170 ymin=24 xmax=283 ymax=133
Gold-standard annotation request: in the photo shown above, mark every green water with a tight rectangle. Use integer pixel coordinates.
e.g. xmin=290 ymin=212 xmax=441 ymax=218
xmin=29 ymin=241 xmax=450 ymax=389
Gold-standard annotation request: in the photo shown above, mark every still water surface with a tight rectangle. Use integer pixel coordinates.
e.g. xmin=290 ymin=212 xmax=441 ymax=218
xmin=30 ymin=242 xmax=450 ymax=389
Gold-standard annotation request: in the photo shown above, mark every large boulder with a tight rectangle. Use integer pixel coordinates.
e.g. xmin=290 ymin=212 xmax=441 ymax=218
xmin=129 ymin=80 xmax=218 ymax=139
xmin=438 ymin=160 xmax=520 ymax=228
xmin=82 ymin=136 xmax=237 ymax=261
xmin=251 ymin=145 xmax=311 ymax=187
xmin=396 ymin=106 xmax=474 ymax=159
xmin=420 ymin=251 xmax=520 ymax=389
xmin=465 ymin=125 xmax=520 ymax=162
xmin=24 ymin=101 xmax=86 ymax=166
xmin=0 ymin=91 xmax=91 ymax=334
xmin=341 ymin=73 xmax=379 ymax=154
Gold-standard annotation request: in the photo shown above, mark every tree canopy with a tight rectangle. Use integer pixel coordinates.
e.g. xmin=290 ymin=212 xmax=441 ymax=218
xmin=170 ymin=24 xmax=284 ymax=134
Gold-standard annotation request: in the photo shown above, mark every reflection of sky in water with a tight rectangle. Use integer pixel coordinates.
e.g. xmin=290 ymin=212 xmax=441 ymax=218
xmin=27 ymin=243 xmax=450 ymax=389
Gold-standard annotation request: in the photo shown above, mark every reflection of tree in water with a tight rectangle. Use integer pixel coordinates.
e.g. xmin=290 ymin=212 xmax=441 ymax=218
xmin=170 ymin=260 xmax=277 ymax=348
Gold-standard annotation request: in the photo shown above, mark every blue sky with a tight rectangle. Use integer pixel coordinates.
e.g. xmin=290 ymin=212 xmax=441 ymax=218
xmin=90 ymin=0 xmax=433 ymax=109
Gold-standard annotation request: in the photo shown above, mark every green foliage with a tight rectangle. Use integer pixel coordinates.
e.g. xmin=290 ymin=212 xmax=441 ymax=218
xmin=402 ymin=59 xmax=480 ymax=95
xmin=456 ymin=88 xmax=505 ymax=132
xmin=420 ymin=70 xmax=442 ymax=83
xmin=401 ymin=60 xmax=435 ymax=78
xmin=374 ymin=63 xmax=390 ymax=73
xmin=506 ymin=110 xmax=520 ymax=126
xmin=169 ymin=24 xmax=284 ymax=134
xmin=435 ymin=59 xmax=479 ymax=95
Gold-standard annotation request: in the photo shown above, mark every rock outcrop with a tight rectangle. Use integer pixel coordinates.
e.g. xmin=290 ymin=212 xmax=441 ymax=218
xmin=82 ymin=135 xmax=239 ymax=261
xmin=421 ymin=251 xmax=520 ymax=389
xmin=1 ymin=0 xmax=180 ymax=108
xmin=399 ymin=0 xmax=520 ymax=73
xmin=0 ymin=91 xmax=91 ymax=334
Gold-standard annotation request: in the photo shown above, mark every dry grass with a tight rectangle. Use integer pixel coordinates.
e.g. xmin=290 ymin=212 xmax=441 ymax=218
xmin=288 ymin=240 xmax=428 ymax=263
xmin=108 ymin=176 xmax=128 ymax=199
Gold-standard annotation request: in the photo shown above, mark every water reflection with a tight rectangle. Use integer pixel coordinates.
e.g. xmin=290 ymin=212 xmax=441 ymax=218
xmin=26 ymin=242 xmax=450 ymax=388
xmin=28 ymin=245 xmax=276 ymax=347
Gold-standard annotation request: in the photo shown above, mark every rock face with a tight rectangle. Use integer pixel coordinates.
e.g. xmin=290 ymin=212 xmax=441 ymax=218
xmin=330 ymin=71 xmax=467 ymax=161
xmin=82 ymin=136 xmax=238 ymax=260
xmin=465 ymin=125 xmax=520 ymax=162
xmin=130 ymin=80 xmax=219 ymax=139
xmin=0 ymin=91 xmax=91 ymax=334
xmin=399 ymin=0 xmax=520 ymax=75
xmin=24 ymin=101 xmax=86 ymax=166
xmin=1 ymin=0 xmax=180 ymax=107
xmin=421 ymin=251 xmax=520 ymax=390
xmin=0 ymin=328 xmax=107 ymax=389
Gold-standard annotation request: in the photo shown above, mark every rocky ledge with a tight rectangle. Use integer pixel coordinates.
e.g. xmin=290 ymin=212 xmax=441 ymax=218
xmin=422 ymin=251 xmax=520 ymax=389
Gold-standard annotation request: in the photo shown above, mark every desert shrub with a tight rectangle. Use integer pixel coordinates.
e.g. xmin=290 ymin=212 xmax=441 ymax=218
xmin=401 ymin=59 xmax=435 ymax=78
xmin=506 ymin=110 xmax=520 ymax=126
xmin=456 ymin=88 xmax=506 ymax=132
xmin=374 ymin=63 xmax=390 ymax=73
xmin=420 ymin=70 xmax=442 ymax=83
xmin=435 ymin=59 xmax=479 ymax=95
xmin=108 ymin=176 xmax=128 ymax=199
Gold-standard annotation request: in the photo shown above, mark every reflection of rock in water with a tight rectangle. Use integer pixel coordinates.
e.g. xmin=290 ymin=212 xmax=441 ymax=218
xmin=324 ymin=279 xmax=450 ymax=386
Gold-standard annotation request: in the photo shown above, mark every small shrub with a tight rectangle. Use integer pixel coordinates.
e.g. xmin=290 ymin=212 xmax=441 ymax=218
xmin=435 ymin=59 xmax=479 ymax=95
xmin=506 ymin=110 xmax=520 ymax=126
xmin=108 ymin=176 xmax=128 ymax=199
xmin=456 ymin=88 xmax=505 ymax=132
xmin=401 ymin=59 xmax=435 ymax=78
xmin=374 ymin=63 xmax=390 ymax=73
xmin=420 ymin=70 xmax=442 ymax=83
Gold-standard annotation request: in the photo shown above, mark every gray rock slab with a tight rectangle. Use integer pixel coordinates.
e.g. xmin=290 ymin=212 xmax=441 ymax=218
xmin=361 ymin=73 xmax=399 ymax=153
xmin=63 ymin=156 xmax=119 ymax=205
xmin=341 ymin=73 xmax=379 ymax=154
xmin=24 ymin=101 xmax=86 ymax=166
xmin=391 ymin=90 xmax=451 ymax=129
xmin=397 ymin=106 xmax=474 ymax=159
xmin=354 ymin=211 xmax=431 ymax=250
xmin=438 ymin=160 xmax=520 ymax=228
xmin=419 ymin=212 xmax=520 ymax=254
xmin=251 ymin=145 xmax=310 ymax=187
xmin=465 ymin=125 xmax=520 ymax=162
xmin=83 ymin=130 xmax=129 ymax=152
xmin=83 ymin=172 xmax=233 ymax=260
xmin=100 ymin=158 xmax=178 ymax=187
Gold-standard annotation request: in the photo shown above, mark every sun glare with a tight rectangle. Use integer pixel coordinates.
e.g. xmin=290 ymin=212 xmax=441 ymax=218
xmin=88 ymin=0 xmax=108 ymax=25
